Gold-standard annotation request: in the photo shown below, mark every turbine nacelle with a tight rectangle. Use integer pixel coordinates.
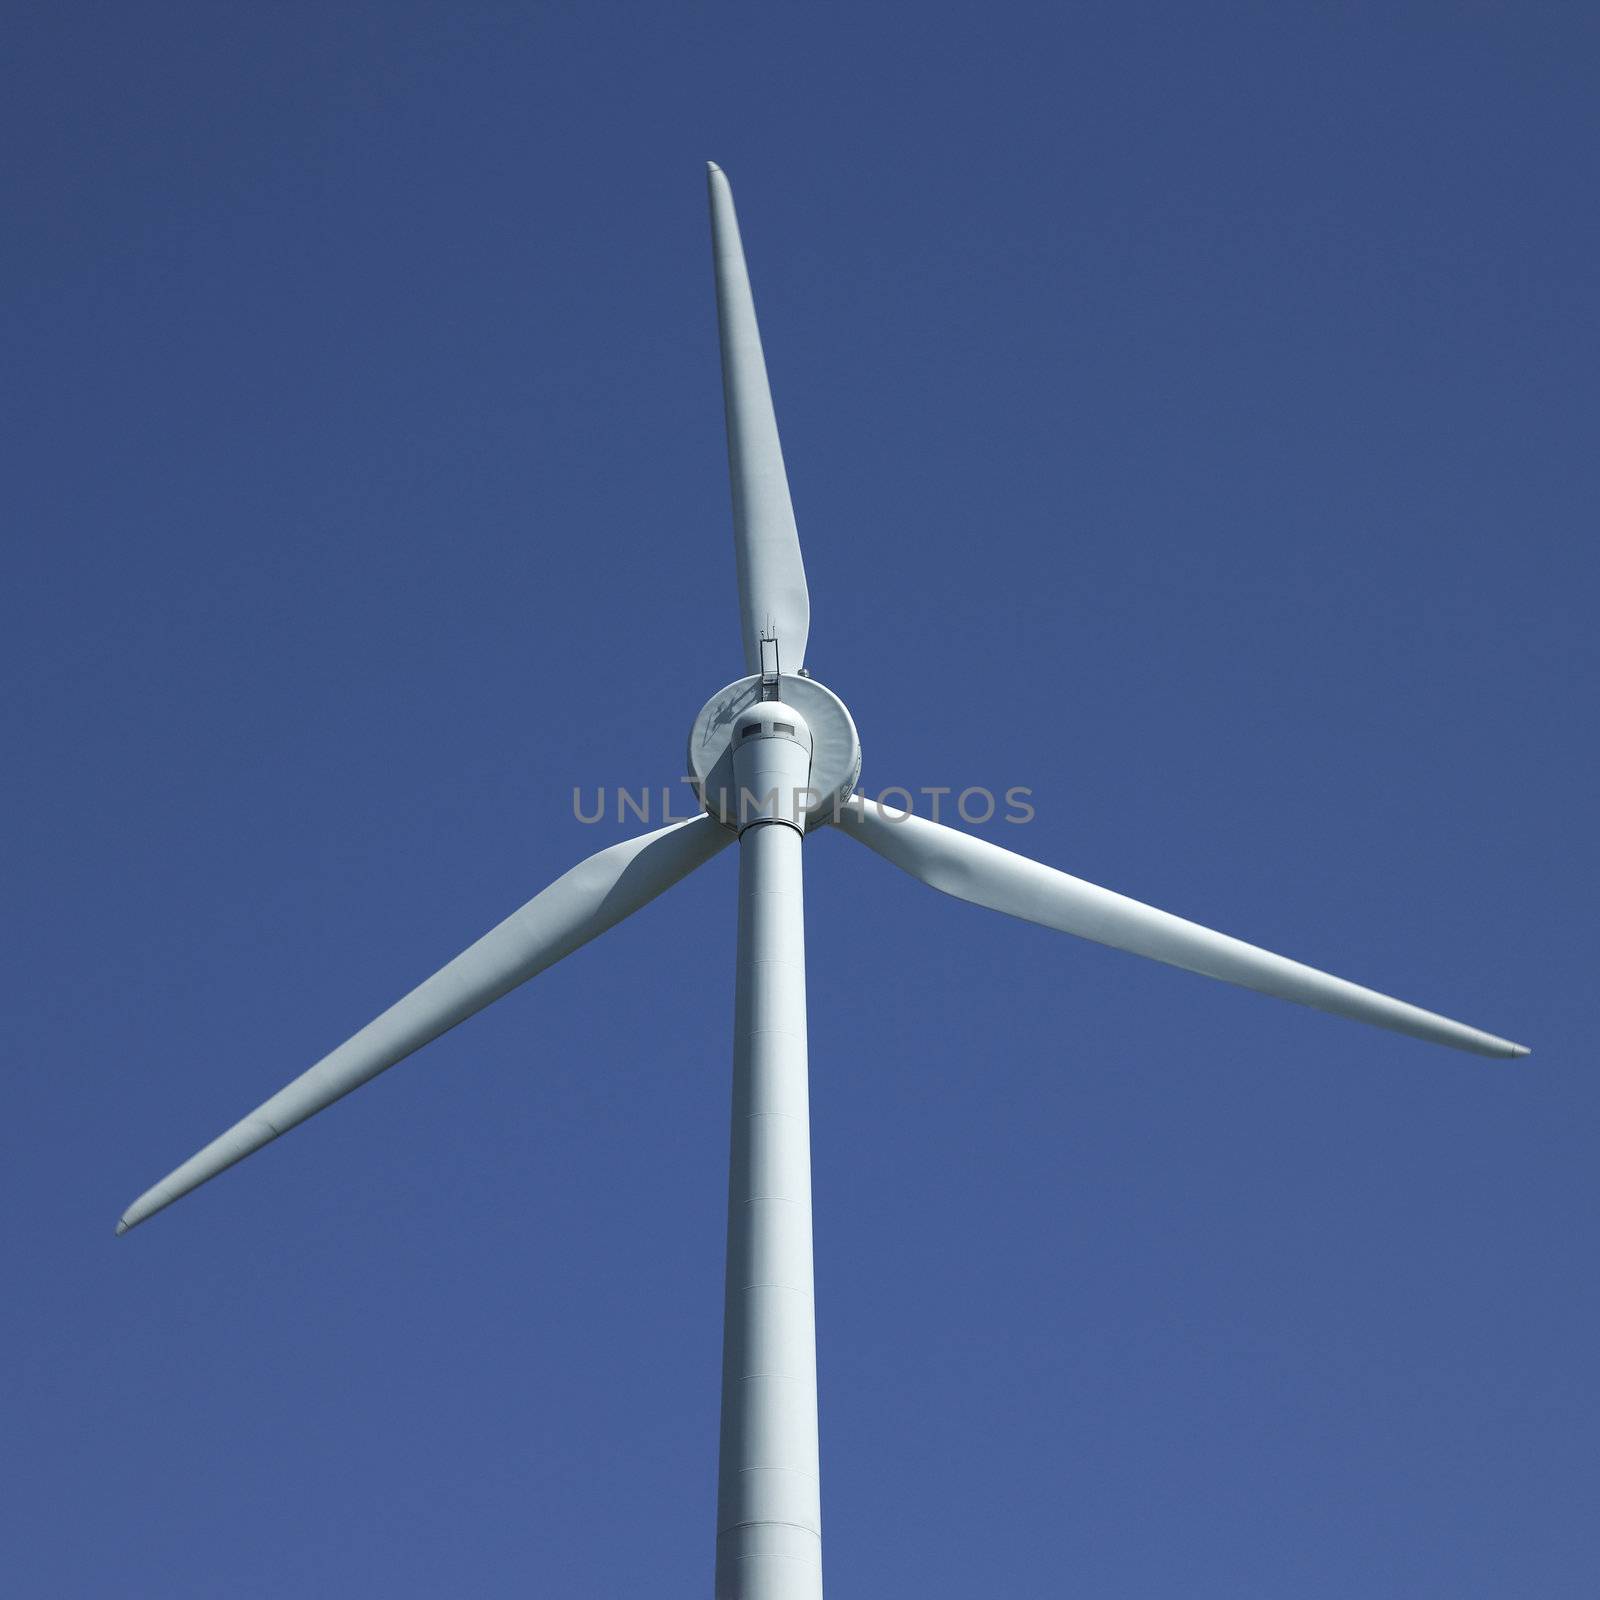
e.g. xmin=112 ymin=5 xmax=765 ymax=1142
xmin=728 ymin=699 xmax=814 ymax=833
xmin=687 ymin=673 xmax=862 ymax=835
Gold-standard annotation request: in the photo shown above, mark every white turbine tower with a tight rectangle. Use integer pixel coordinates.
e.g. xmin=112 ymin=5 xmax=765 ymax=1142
xmin=119 ymin=164 xmax=1530 ymax=1600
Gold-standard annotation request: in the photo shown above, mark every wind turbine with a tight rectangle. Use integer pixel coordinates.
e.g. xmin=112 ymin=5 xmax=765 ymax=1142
xmin=118 ymin=163 xmax=1530 ymax=1600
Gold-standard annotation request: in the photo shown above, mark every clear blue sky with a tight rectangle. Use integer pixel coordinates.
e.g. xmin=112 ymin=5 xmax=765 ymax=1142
xmin=4 ymin=4 xmax=1594 ymax=1594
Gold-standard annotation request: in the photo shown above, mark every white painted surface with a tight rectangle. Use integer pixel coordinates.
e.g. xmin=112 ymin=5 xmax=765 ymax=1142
xmin=716 ymin=819 xmax=822 ymax=1599
xmin=707 ymin=163 xmax=810 ymax=677
xmin=728 ymin=700 xmax=814 ymax=834
xmin=837 ymin=797 xmax=1529 ymax=1058
xmin=116 ymin=815 xmax=732 ymax=1233
xmin=688 ymin=674 xmax=860 ymax=830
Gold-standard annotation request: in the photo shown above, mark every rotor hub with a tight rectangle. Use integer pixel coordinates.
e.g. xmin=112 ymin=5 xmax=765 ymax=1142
xmin=687 ymin=674 xmax=861 ymax=832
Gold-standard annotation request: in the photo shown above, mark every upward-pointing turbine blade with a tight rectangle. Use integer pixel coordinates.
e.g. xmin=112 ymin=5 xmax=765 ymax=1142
xmin=707 ymin=162 xmax=810 ymax=676
xmin=835 ymin=799 xmax=1529 ymax=1059
xmin=117 ymin=814 xmax=733 ymax=1234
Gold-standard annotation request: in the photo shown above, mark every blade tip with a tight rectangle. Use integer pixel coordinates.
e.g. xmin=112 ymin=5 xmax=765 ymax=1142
xmin=1482 ymin=1037 xmax=1531 ymax=1059
xmin=115 ymin=1217 xmax=130 ymax=1237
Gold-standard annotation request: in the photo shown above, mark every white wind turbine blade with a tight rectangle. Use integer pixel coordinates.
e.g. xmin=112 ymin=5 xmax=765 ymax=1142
xmin=707 ymin=162 xmax=810 ymax=675
xmin=118 ymin=814 xmax=733 ymax=1234
xmin=835 ymin=799 xmax=1529 ymax=1059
